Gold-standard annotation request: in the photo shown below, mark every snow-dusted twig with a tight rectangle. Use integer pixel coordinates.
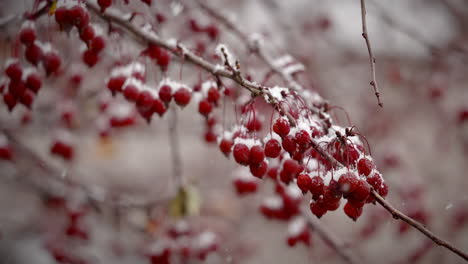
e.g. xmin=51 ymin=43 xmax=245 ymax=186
xmin=87 ymin=2 xmax=468 ymax=261
xmin=360 ymin=0 xmax=383 ymax=107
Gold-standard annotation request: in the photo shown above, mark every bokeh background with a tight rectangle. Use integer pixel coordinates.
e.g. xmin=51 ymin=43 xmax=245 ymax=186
xmin=0 ymin=0 xmax=467 ymax=263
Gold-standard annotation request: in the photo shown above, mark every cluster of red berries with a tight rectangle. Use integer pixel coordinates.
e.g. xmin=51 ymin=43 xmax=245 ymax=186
xmin=189 ymin=19 xmax=220 ymax=41
xmin=50 ymin=134 xmax=75 ymax=161
xmin=146 ymin=222 xmax=219 ymax=263
xmin=43 ymin=197 xmax=89 ymax=264
xmin=144 ymin=44 xmax=172 ymax=72
xmin=216 ymin=112 xmax=388 ymax=221
xmin=2 ymin=60 xmax=42 ymax=111
xmin=54 ymin=4 xmax=106 ymax=67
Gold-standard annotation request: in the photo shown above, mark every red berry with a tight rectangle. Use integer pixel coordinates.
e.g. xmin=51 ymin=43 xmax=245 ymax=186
xmin=153 ymin=98 xmax=167 ymax=117
xmin=79 ymin=25 xmax=95 ymax=43
xmin=357 ymin=158 xmax=374 ymax=176
xmin=207 ymin=87 xmax=220 ymax=104
xmin=249 ymin=145 xmax=265 ymax=165
xmin=204 ymin=130 xmax=216 ymax=143
xmin=0 ymin=145 xmax=13 ymax=160
xmin=20 ymin=89 xmax=34 ymax=108
xmin=158 ymin=85 xmax=172 ymax=103
xmin=342 ymin=144 xmax=360 ymax=165
xmin=338 ymin=172 xmax=359 ymax=196
xmin=5 ymin=62 xmax=22 ymax=81
xmin=219 ymin=139 xmax=233 ymax=156
xmin=378 ymin=182 xmax=389 ymax=198
xmin=25 ymin=44 xmax=43 ymax=65
xmin=297 ymin=173 xmax=312 ymax=194
xmin=123 ymin=85 xmax=140 ymax=102
xmin=69 ymin=5 xmax=89 ymax=28
xmin=282 ymin=159 xmax=301 ymax=175
xmin=205 ymin=24 xmax=219 ymax=40
xmin=157 ymin=50 xmax=170 ymax=70
xmin=246 ymin=118 xmax=262 ymax=132
xmin=233 ymin=143 xmax=250 ymax=166
xmin=90 ymin=36 xmax=105 ymax=53
xmin=295 ymin=130 xmax=311 ymax=150
xmin=137 ymin=91 xmax=154 ymax=111
xmin=82 ymin=49 xmax=99 ymax=67
xmin=19 ymin=28 xmax=36 ymax=46
xmin=282 ymin=135 xmax=297 ymax=155
xmin=107 ymin=76 xmax=126 ymax=94
xmin=264 ymin=138 xmax=281 ymax=158
xmin=310 ymin=201 xmax=327 ymax=218
xmin=146 ymin=44 xmax=161 ymax=59
xmin=250 ymin=160 xmax=267 ymax=178
xmin=173 ymin=88 xmax=191 ymax=106
xmin=26 ymin=73 xmax=42 ymax=93
xmin=234 ymin=179 xmax=257 ymax=195
xmin=98 ymin=0 xmax=112 ymax=12
xmin=310 ymin=176 xmax=325 ymax=200
xmin=54 ymin=7 xmax=69 ymax=26
xmin=43 ymin=53 xmax=61 ymax=76
xmin=348 ymin=180 xmax=371 ymax=203
xmin=344 ymin=202 xmax=363 ymax=221
xmin=3 ymin=93 xmax=17 ymax=111
xmin=9 ymin=82 xmax=26 ymax=98
xmin=366 ymin=172 xmax=383 ymax=189
xmin=198 ymin=99 xmax=212 ymax=116
xmin=273 ymin=118 xmax=290 ymax=137
xmin=140 ymin=0 xmax=152 ymax=5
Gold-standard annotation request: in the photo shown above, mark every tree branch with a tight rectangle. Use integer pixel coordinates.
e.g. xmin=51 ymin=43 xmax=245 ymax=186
xmin=360 ymin=0 xmax=383 ymax=107
xmin=87 ymin=2 xmax=468 ymax=261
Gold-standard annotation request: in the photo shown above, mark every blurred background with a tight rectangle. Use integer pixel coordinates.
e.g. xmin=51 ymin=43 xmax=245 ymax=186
xmin=0 ymin=0 xmax=467 ymax=263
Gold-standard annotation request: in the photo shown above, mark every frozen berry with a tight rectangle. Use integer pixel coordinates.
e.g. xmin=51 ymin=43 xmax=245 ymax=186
xmin=43 ymin=53 xmax=61 ymax=76
xmin=207 ymin=87 xmax=220 ymax=104
xmin=297 ymin=173 xmax=312 ymax=194
xmin=25 ymin=44 xmax=43 ymax=65
xmin=82 ymin=49 xmax=99 ymax=67
xmin=273 ymin=118 xmax=290 ymax=137
xmin=310 ymin=201 xmax=327 ymax=218
xmin=264 ymin=138 xmax=281 ymax=158
xmin=25 ymin=73 xmax=42 ymax=93
xmin=344 ymin=202 xmax=363 ymax=221
xmin=233 ymin=143 xmax=250 ymax=166
xmin=79 ymin=25 xmax=95 ymax=43
xmin=123 ymin=85 xmax=140 ymax=102
xmin=198 ymin=99 xmax=212 ymax=116
xmin=338 ymin=172 xmax=359 ymax=196
xmin=250 ymin=160 xmax=267 ymax=178
xmin=3 ymin=93 xmax=17 ymax=111
xmin=98 ymin=0 xmax=112 ymax=12
xmin=107 ymin=76 xmax=126 ymax=94
xmin=357 ymin=158 xmax=374 ymax=176
xmin=158 ymin=84 xmax=172 ymax=103
xmin=90 ymin=36 xmax=105 ymax=53
xmin=219 ymin=139 xmax=233 ymax=156
xmin=173 ymin=87 xmax=191 ymax=106
xmin=5 ymin=62 xmax=22 ymax=81
xmin=249 ymin=145 xmax=265 ymax=165
xmin=19 ymin=28 xmax=36 ymax=46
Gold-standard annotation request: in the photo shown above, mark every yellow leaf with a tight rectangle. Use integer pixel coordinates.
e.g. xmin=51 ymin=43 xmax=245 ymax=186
xmin=168 ymin=186 xmax=201 ymax=218
xmin=48 ymin=0 xmax=58 ymax=16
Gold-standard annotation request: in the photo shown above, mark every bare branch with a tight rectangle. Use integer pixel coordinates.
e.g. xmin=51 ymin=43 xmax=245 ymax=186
xmin=360 ymin=0 xmax=383 ymax=107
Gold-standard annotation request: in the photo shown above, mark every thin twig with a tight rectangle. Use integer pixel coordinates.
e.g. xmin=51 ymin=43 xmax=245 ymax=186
xmin=360 ymin=0 xmax=383 ymax=107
